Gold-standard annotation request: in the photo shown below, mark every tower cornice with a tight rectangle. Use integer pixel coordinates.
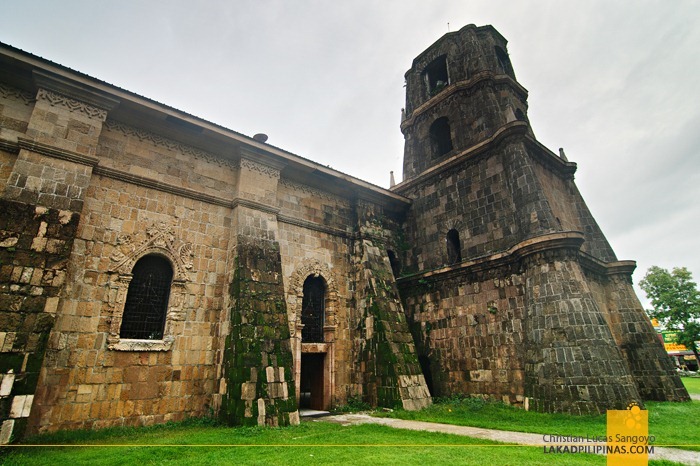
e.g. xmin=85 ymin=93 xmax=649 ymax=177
xmin=401 ymin=72 xmax=528 ymax=132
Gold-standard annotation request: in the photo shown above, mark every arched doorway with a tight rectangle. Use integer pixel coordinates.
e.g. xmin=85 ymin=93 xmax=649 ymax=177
xmin=287 ymin=261 xmax=339 ymax=412
xmin=299 ymin=275 xmax=326 ymax=410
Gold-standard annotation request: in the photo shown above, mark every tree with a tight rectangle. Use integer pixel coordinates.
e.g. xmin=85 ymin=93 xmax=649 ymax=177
xmin=639 ymin=266 xmax=700 ymax=366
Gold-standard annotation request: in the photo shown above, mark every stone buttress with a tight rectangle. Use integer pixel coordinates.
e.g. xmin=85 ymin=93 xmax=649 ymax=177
xmin=218 ymin=153 xmax=299 ymax=426
xmin=353 ymin=198 xmax=431 ymax=410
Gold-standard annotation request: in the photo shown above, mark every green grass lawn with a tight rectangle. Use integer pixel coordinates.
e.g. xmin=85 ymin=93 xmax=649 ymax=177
xmin=379 ymin=397 xmax=700 ymax=451
xmin=3 ymin=396 xmax=698 ymax=465
xmin=681 ymin=376 xmax=700 ymax=395
xmin=0 ymin=420 xmax=614 ymax=466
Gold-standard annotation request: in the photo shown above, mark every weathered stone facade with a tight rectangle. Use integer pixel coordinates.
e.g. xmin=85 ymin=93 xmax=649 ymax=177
xmin=0 ymin=24 xmax=687 ymax=441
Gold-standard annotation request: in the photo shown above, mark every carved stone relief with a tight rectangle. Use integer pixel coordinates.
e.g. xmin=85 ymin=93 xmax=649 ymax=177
xmin=106 ymin=221 xmax=194 ymax=351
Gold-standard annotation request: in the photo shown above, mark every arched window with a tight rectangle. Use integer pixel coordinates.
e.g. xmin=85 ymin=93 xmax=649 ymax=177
xmin=302 ymin=276 xmax=325 ymax=343
xmin=429 ymin=117 xmax=453 ymax=158
xmin=120 ymin=255 xmax=173 ymax=340
xmin=446 ymin=229 xmax=461 ymax=265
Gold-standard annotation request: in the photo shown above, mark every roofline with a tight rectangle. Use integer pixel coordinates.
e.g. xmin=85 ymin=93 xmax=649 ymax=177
xmin=405 ymin=24 xmax=507 ymax=77
xmin=0 ymin=41 xmax=411 ymax=209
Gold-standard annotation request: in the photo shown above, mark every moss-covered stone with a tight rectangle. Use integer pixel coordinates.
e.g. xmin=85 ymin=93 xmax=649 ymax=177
xmin=219 ymin=237 xmax=298 ymax=426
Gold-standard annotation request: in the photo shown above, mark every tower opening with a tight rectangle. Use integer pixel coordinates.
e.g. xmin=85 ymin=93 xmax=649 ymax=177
xmin=387 ymin=249 xmax=401 ymax=278
xmin=429 ymin=117 xmax=453 ymax=158
xmin=423 ymin=55 xmax=449 ymax=96
xmin=418 ymin=355 xmax=435 ymax=396
xmin=495 ymin=46 xmax=513 ymax=76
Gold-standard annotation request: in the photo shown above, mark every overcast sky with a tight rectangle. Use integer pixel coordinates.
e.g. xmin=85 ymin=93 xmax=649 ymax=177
xmin=1 ymin=0 xmax=698 ymax=306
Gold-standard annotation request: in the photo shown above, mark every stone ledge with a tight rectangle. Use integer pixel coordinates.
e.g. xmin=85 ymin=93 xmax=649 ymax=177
xmin=18 ymin=137 xmax=99 ymax=166
xmin=401 ymin=71 xmax=528 ymax=129
xmin=107 ymin=337 xmax=174 ymax=352
xmin=94 ymin=165 xmax=231 ymax=207
xmin=397 ymin=231 xmax=614 ymax=285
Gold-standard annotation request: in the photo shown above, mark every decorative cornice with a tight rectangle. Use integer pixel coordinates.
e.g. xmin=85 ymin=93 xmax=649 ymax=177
xmin=398 ymin=231 xmax=586 ymax=284
xmin=393 ymin=122 xmax=576 ymax=195
xmin=393 ymin=121 xmax=528 ymax=193
xmin=103 ymin=119 xmax=237 ymax=168
xmin=108 ymin=337 xmax=174 ymax=352
xmin=279 ymin=178 xmax=344 ymax=203
xmin=0 ymin=83 xmax=34 ymax=105
xmin=399 ymin=231 xmax=637 ymax=287
xmin=93 ymin=165 xmax=231 ymax=207
xmin=401 ymin=72 xmax=528 ymax=131
xmin=579 ymin=252 xmax=637 ymax=277
xmin=239 ymin=157 xmax=281 ymax=179
xmin=36 ymin=88 xmax=108 ymax=121
xmin=33 ymin=70 xmax=119 ymax=114
xmin=18 ymin=137 xmax=99 ymax=166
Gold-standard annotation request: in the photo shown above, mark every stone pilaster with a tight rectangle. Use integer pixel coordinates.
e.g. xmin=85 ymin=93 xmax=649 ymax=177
xmin=1 ymin=74 xmax=114 ymax=443
xmin=218 ymin=156 xmax=299 ymax=426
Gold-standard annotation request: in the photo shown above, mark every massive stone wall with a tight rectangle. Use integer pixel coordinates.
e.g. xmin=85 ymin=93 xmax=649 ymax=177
xmin=399 ymin=259 xmax=526 ymax=403
xmin=587 ymin=270 xmax=689 ymax=402
xmin=530 ymin=154 xmax=616 ymax=262
xmin=1 ymin=27 xmax=690 ymax=440
xmin=29 ymin=155 xmax=233 ymax=433
xmin=400 ymin=144 xmax=518 ymax=272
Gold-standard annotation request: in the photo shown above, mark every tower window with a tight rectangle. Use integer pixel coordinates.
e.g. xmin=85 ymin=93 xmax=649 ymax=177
xmin=429 ymin=117 xmax=453 ymax=158
xmin=495 ymin=47 xmax=513 ymax=76
xmin=446 ymin=229 xmax=462 ymax=264
xmin=302 ymin=275 xmax=325 ymax=343
xmin=120 ymin=255 xmax=173 ymax=340
xmin=423 ymin=55 xmax=449 ymax=96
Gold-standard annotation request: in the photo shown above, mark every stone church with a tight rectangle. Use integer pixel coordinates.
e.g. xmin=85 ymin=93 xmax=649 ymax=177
xmin=0 ymin=24 xmax=688 ymax=442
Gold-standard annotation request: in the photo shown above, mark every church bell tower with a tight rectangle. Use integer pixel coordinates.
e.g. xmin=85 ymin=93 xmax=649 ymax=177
xmin=393 ymin=25 xmax=688 ymax=413
xmin=401 ymin=25 xmax=533 ymax=182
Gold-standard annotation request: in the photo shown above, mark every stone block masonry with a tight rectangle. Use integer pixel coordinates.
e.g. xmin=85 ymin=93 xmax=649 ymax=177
xmin=0 ymin=199 xmax=79 ymax=443
xmin=354 ymin=203 xmax=431 ymax=411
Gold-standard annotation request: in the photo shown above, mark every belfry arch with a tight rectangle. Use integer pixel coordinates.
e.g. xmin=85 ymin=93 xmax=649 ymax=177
xmin=287 ymin=260 xmax=339 ymax=410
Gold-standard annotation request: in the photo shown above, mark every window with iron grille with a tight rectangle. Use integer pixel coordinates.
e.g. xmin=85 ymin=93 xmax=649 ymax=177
xmin=120 ymin=255 xmax=173 ymax=340
xmin=301 ymin=276 xmax=325 ymax=343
